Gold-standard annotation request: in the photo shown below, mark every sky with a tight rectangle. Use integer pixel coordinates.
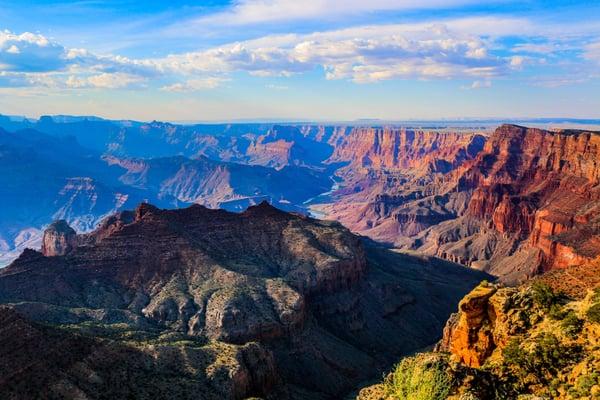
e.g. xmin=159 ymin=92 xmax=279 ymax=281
xmin=0 ymin=0 xmax=599 ymax=122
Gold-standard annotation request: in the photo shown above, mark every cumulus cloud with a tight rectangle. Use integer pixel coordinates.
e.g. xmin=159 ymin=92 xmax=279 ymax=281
xmin=0 ymin=31 xmax=68 ymax=72
xmin=156 ymin=23 xmax=506 ymax=83
xmin=0 ymin=30 xmax=158 ymax=89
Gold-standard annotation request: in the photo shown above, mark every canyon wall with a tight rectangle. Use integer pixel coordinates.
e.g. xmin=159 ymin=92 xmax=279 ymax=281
xmin=320 ymin=124 xmax=600 ymax=283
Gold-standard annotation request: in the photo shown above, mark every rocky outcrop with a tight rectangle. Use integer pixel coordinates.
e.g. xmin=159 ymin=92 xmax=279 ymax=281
xmin=362 ymin=275 xmax=600 ymax=399
xmin=0 ymin=203 xmax=488 ymax=399
xmin=437 ymin=282 xmax=533 ymax=367
xmin=438 ymin=283 xmax=498 ymax=367
xmin=40 ymin=220 xmax=77 ymax=257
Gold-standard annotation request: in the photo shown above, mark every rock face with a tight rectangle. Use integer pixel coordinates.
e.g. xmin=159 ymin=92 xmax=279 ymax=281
xmin=437 ymin=282 xmax=531 ymax=368
xmin=452 ymin=125 xmax=600 ymax=278
xmin=317 ymin=129 xmax=487 ymax=243
xmin=359 ymin=124 xmax=600 ymax=282
xmin=40 ymin=220 xmax=77 ymax=256
xmin=0 ymin=203 xmax=487 ymax=399
xmin=329 ymin=127 xmax=486 ymax=173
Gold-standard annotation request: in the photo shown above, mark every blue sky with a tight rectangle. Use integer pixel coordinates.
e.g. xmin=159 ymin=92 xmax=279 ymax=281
xmin=0 ymin=0 xmax=599 ymax=121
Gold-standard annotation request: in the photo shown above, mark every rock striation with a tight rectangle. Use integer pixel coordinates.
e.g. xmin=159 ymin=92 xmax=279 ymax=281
xmin=447 ymin=125 xmax=600 ymax=279
xmin=317 ymin=128 xmax=487 ymax=243
xmin=329 ymin=127 xmax=486 ymax=173
xmin=357 ymin=124 xmax=600 ymax=282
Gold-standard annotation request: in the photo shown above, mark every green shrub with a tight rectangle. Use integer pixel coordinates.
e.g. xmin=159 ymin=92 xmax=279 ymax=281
xmin=502 ymin=339 xmax=527 ymax=368
xmin=502 ymin=333 xmax=582 ymax=386
xmin=531 ymin=282 xmax=564 ymax=311
xmin=547 ymin=304 xmax=567 ymax=320
xmin=384 ymin=354 xmax=452 ymax=400
xmin=560 ymin=311 xmax=583 ymax=338
xmin=586 ymin=303 xmax=600 ymax=323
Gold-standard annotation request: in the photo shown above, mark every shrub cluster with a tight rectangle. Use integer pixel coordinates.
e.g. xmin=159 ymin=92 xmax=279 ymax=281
xmin=530 ymin=282 xmax=565 ymax=311
xmin=560 ymin=311 xmax=584 ymax=338
xmin=384 ymin=354 xmax=452 ymax=400
xmin=501 ymin=333 xmax=582 ymax=390
xmin=586 ymin=287 xmax=600 ymax=323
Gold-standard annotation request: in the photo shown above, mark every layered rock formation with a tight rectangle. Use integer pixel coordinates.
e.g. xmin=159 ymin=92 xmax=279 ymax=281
xmin=327 ymin=124 xmax=600 ymax=283
xmin=105 ymin=154 xmax=330 ymax=212
xmin=0 ymin=203 xmax=487 ymax=399
xmin=410 ymin=125 xmax=600 ymax=281
xmin=0 ymin=123 xmax=335 ymax=266
xmin=437 ymin=282 xmax=531 ymax=368
xmin=329 ymin=127 xmax=486 ymax=174
xmin=314 ymin=128 xmax=487 ymax=243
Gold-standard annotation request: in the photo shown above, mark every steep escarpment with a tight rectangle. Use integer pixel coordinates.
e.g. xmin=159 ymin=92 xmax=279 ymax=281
xmin=0 ymin=203 xmax=486 ymax=399
xmin=315 ymin=129 xmax=486 ymax=242
xmin=329 ymin=127 xmax=486 ymax=174
xmin=359 ymin=278 xmax=600 ymax=400
xmin=403 ymin=125 xmax=600 ymax=282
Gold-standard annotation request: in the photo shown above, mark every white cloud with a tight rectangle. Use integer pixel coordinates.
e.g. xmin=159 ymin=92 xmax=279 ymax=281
xmin=156 ymin=22 xmax=506 ymax=83
xmin=0 ymin=30 xmax=67 ymax=72
xmin=67 ymin=73 xmax=146 ymax=89
xmin=0 ymin=17 xmax=598 ymax=92
xmin=160 ymin=77 xmax=229 ymax=92
xmin=6 ymin=45 xmax=20 ymax=54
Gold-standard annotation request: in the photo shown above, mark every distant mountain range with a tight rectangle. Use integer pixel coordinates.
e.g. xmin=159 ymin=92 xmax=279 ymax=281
xmin=1 ymin=113 xmax=600 ymax=399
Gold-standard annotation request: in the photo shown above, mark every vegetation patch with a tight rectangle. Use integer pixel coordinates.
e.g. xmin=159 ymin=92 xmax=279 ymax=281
xmin=383 ymin=353 xmax=452 ymax=400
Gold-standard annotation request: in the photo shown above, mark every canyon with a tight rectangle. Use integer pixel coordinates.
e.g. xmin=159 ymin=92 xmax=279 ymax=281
xmin=1 ymin=117 xmax=599 ymax=283
xmin=0 ymin=202 xmax=487 ymax=399
xmin=1 ymin=114 xmax=600 ymax=399
xmin=320 ymin=124 xmax=600 ymax=283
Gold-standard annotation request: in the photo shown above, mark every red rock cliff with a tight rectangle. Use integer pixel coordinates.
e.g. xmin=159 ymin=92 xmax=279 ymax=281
xmin=330 ymin=128 xmax=486 ymax=173
xmin=460 ymin=124 xmax=600 ymax=270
